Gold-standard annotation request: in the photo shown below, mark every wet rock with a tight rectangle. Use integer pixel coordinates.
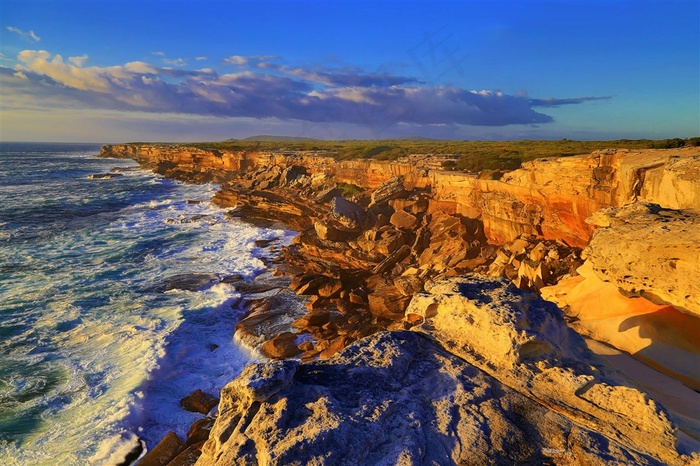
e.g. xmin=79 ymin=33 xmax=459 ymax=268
xmin=159 ymin=273 xmax=219 ymax=292
xmin=186 ymin=417 xmax=215 ymax=446
xmin=180 ymin=389 xmax=219 ymax=415
xmin=88 ymin=173 xmax=124 ymax=179
xmin=138 ymin=432 xmax=185 ymax=466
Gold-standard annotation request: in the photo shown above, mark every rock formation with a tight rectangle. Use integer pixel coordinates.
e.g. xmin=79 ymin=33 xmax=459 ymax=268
xmin=101 ymin=144 xmax=700 ymax=247
xmin=542 ymin=203 xmax=700 ymax=391
xmin=197 ymin=278 xmax=698 ymax=466
xmin=98 ymin=144 xmax=700 ymax=465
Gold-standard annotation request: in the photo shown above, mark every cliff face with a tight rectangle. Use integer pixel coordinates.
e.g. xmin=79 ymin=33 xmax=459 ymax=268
xmin=101 ymin=144 xmax=700 ymax=248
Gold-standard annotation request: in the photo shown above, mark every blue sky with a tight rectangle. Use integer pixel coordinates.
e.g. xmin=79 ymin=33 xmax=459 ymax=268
xmin=2 ymin=1 xmax=698 ymax=142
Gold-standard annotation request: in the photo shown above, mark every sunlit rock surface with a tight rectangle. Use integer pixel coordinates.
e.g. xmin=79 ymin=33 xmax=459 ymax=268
xmin=196 ymin=278 xmax=698 ymax=466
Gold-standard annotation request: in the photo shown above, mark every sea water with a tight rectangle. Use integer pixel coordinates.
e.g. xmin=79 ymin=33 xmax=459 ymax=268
xmin=0 ymin=143 xmax=291 ymax=465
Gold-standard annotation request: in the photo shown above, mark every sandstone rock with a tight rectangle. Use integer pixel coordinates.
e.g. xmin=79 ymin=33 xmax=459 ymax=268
xmin=316 ymin=277 xmax=342 ymax=298
xmin=279 ymin=165 xmax=308 ymax=187
xmin=260 ymin=332 xmax=302 ymax=359
xmin=373 ymin=229 xmax=405 ymax=256
xmin=406 ymin=276 xmax=688 ymax=464
xmin=167 ymin=445 xmax=201 ymax=466
xmin=542 ymin=261 xmax=700 ymax=391
xmin=367 ymin=283 xmax=411 ymax=320
xmin=330 ymin=196 xmax=366 ymax=230
xmin=369 ymin=176 xmax=405 ymax=206
xmin=314 ymin=186 xmax=341 ymax=203
xmin=197 ymin=332 xmax=685 ymax=466
xmin=372 ymin=244 xmax=411 ymax=275
xmin=389 ymin=209 xmax=419 ymax=230
xmin=393 ymin=275 xmax=423 ymax=296
xmin=293 ymin=310 xmax=331 ymax=330
xmin=235 ymin=291 xmax=308 ymax=350
xmin=138 ymin=432 xmax=185 ymax=466
xmin=314 ymin=221 xmax=357 ymax=242
xmin=186 ymin=417 xmax=215 ymax=446
xmin=319 ymin=335 xmax=349 ymax=360
xmin=180 ymin=389 xmax=219 ymax=415
xmin=583 ymin=203 xmax=700 ymax=317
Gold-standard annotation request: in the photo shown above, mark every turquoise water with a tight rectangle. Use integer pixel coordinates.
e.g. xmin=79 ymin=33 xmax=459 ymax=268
xmin=0 ymin=143 xmax=289 ymax=465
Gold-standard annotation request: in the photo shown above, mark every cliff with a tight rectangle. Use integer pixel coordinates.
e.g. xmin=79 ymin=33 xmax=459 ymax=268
xmin=100 ymin=143 xmax=700 ymax=465
xmin=101 ymin=144 xmax=700 ymax=248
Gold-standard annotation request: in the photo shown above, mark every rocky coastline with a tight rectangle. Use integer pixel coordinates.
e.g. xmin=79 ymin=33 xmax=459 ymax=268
xmin=100 ymin=144 xmax=700 ymax=465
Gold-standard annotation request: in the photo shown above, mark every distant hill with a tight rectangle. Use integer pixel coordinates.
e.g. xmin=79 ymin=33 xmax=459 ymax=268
xmin=228 ymin=135 xmax=319 ymax=142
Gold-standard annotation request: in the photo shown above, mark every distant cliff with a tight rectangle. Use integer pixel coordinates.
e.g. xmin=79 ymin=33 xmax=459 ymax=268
xmin=101 ymin=144 xmax=700 ymax=248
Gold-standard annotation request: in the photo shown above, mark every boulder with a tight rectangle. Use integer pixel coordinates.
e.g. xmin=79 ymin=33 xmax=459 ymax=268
xmin=369 ymin=176 xmax=405 ymax=206
xmin=180 ymin=389 xmax=219 ymax=415
xmin=138 ymin=432 xmax=186 ymax=466
xmin=260 ymin=332 xmax=302 ymax=359
xmin=186 ymin=417 xmax=215 ymax=446
xmin=367 ymin=283 xmax=412 ymax=320
xmin=330 ymin=196 xmax=366 ymax=230
xmin=389 ymin=210 xmax=419 ymax=230
xmin=314 ymin=220 xmax=345 ymax=242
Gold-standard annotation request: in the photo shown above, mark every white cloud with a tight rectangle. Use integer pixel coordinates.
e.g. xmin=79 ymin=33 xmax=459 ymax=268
xmin=224 ymin=55 xmax=248 ymax=66
xmin=125 ymin=61 xmax=158 ymax=74
xmin=68 ymin=54 xmax=88 ymax=67
xmin=151 ymin=51 xmax=166 ymax=57
xmin=195 ymin=56 xmax=208 ymax=61
xmin=0 ymin=52 xmax=12 ymax=62
xmin=7 ymin=48 xmax=607 ymax=132
xmin=162 ymin=57 xmax=186 ymax=67
xmin=6 ymin=26 xmax=40 ymax=42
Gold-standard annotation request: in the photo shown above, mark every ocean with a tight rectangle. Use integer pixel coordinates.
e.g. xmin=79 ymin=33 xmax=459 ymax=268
xmin=0 ymin=143 xmax=291 ymax=465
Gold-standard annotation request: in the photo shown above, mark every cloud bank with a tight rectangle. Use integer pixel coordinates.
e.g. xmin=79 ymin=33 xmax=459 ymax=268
xmin=8 ymin=50 xmax=607 ymax=130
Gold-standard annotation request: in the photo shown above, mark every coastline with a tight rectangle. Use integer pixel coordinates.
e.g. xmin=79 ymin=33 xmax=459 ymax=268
xmin=100 ymin=144 xmax=700 ymax=465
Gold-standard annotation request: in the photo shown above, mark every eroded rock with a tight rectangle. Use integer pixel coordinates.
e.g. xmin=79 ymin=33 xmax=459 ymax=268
xmin=197 ymin=331 xmax=688 ymax=466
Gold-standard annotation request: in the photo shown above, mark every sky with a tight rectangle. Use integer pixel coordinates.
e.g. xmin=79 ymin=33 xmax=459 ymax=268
xmin=1 ymin=0 xmax=698 ymax=142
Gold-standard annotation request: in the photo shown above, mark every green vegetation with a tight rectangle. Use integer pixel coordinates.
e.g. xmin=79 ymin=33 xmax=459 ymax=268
xmin=181 ymin=137 xmax=699 ymax=173
xmin=336 ymin=182 xmax=364 ymax=198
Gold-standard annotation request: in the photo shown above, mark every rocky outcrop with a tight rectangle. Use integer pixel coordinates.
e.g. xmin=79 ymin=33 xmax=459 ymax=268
xmin=542 ymin=203 xmax=700 ymax=390
xmin=584 ymin=203 xmax=700 ymax=316
xmin=197 ymin=279 xmax=698 ymax=466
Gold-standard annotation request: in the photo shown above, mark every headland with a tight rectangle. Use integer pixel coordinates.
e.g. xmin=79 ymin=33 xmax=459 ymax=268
xmin=100 ymin=143 xmax=700 ymax=465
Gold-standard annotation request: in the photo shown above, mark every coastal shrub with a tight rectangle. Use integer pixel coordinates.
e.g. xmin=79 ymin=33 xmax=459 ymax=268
xmin=652 ymin=138 xmax=686 ymax=149
xmin=337 ymin=182 xmax=364 ymax=198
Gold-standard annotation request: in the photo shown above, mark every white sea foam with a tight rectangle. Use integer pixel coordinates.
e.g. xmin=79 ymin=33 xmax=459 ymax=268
xmin=0 ymin=151 xmax=294 ymax=465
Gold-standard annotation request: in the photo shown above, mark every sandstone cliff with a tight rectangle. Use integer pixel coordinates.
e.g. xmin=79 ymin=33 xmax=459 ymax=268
xmin=101 ymin=144 xmax=700 ymax=248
